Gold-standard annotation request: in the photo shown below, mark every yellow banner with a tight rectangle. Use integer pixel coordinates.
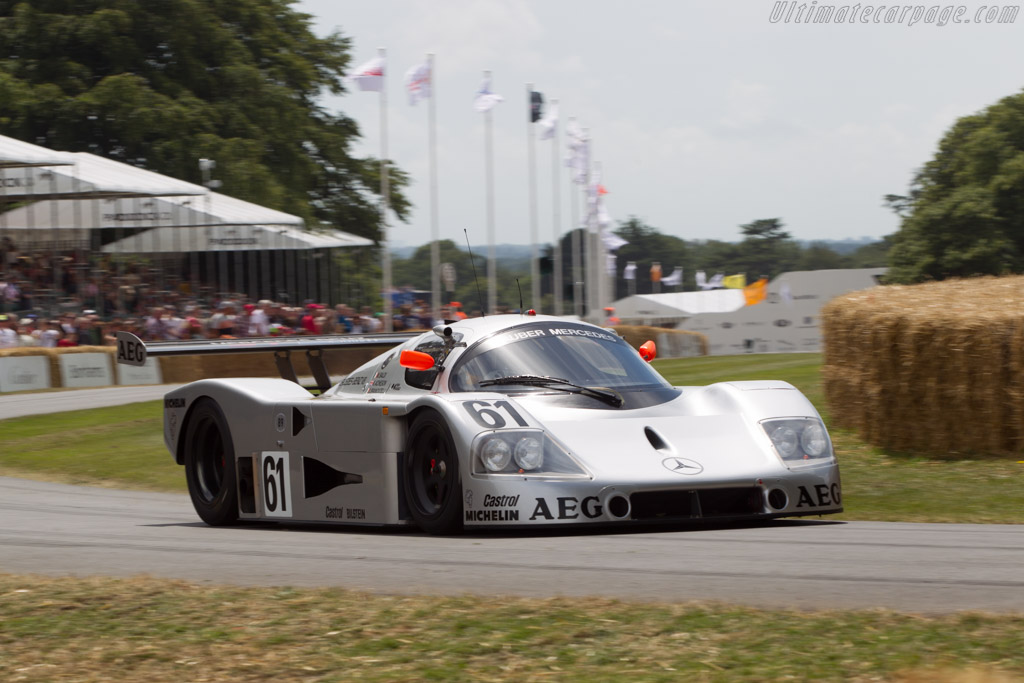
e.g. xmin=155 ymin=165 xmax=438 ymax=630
xmin=723 ymin=274 xmax=746 ymax=289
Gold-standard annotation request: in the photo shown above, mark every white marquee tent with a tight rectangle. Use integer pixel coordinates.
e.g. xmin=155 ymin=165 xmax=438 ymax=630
xmin=0 ymin=136 xmax=75 ymax=169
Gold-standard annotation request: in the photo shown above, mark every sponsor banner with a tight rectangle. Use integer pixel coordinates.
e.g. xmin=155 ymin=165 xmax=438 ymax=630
xmin=116 ymin=356 xmax=163 ymax=385
xmin=58 ymin=353 xmax=113 ymax=388
xmin=0 ymin=356 xmax=51 ymax=393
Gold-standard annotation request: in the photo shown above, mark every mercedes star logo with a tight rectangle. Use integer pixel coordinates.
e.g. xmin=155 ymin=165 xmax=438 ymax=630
xmin=662 ymin=457 xmax=704 ymax=475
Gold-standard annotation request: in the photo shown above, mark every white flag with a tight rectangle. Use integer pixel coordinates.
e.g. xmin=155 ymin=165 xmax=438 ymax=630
xmin=405 ymin=61 xmax=431 ymax=105
xmin=708 ymin=272 xmax=725 ymax=289
xmin=623 ymin=261 xmax=637 ymax=280
xmin=662 ymin=267 xmax=683 ymax=287
xmin=696 ymin=270 xmax=708 ymax=289
xmin=602 ymin=232 xmax=626 ymax=252
xmin=564 ymin=118 xmax=589 ymax=184
xmin=474 ymin=75 xmax=504 ymax=112
xmin=347 ymin=56 xmax=385 ymax=92
xmin=538 ymin=102 xmax=558 ymax=140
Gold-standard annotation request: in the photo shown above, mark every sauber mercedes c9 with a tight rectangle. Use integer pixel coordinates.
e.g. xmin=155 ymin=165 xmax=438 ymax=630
xmin=117 ymin=314 xmax=841 ymax=534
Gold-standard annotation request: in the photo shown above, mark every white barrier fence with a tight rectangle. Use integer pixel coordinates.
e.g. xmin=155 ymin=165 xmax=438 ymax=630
xmin=0 ymin=353 xmax=162 ymax=393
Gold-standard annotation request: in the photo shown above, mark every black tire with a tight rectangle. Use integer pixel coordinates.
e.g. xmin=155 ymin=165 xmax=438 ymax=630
xmin=403 ymin=410 xmax=463 ymax=534
xmin=182 ymin=398 xmax=239 ymax=526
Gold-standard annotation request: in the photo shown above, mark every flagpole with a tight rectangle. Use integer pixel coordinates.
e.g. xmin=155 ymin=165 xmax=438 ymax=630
xmin=484 ymin=69 xmax=496 ymax=315
xmin=526 ymin=83 xmax=539 ymax=313
xmin=584 ymin=131 xmax=595 ymax=323
xmin=551 ymin=98 xmax=562 ymax=317
xmin=379 ymin=47 xmax=393 ymax=332
xmin=595 ymin=160 xmax=608 ymax=321
xmin=427 ymin=53 xmax=440 ymax=322
xmin=568 ymin=117 xmax=581 ymax=318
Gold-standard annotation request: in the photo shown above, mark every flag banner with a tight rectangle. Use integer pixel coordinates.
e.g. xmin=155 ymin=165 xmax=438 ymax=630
xmin=607 ymin=252 xmax=617 ymax=275
xmin=650 ymin=262 xmax=662 ymax=283
xmin=538 ymin=102 xmax=558 ymax=139
xmin=697 ymin=271 xmax=725 ymax=290
xmin=474 ymin=76 xmax=504 ymax=112
xmin=780 ymin=281 xmax=793 ymax=305
xmin=661 ymin=267 xmax=683 ymax=287
xmin=602 ymin=232 xmax=627 ymax=251
xmin=564 ymin=118 xmax=589 ymax=184
xmin=530 ymin=91 xmax=544 ymax=122
xmin=744 ymin=278 xmax=768 ymax=306
xmin=623 ymin=261 xmax=637 ymax=280
xmin=723 ymin=273 xmax=746 ymax=289
xmin=347 ymin=56 xmax=385 ymax=91
xmin=405 ymin=61 xmax=431 ymax=105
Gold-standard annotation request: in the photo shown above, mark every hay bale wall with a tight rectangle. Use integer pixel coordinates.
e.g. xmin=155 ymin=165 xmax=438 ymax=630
xmin=614 ymin=325 xmax=708 ymax=358
xmin=822 ymin=275 xmax=1024 ymax=455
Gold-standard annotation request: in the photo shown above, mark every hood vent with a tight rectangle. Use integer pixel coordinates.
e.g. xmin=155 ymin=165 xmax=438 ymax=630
xmin=645 ymin=426 xmax=672 ymax=453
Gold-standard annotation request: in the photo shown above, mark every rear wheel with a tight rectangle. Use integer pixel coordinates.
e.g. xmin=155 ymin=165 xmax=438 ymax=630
xmin=404 ymin=410 xmax=462 ymax=534
xmin=182 ymin=398 xmax=239 ymax=526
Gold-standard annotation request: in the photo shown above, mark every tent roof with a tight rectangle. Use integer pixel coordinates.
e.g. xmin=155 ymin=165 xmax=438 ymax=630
xmin=0 ymin=190 xmax=303 ymax=230
xmin=612 ymin=289 xmax=747 ymax=320
xmin=0 ymin=135 xmax=75 ymax=168
xmin=100 ymin=223 xmax=371 ymax=253
xmin=1 ymin=151 xmax=208 ymax=201
xmin=162 ymin=191 xmax=302 ymax=226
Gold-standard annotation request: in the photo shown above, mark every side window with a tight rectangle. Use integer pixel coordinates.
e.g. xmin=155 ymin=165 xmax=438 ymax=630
xmin=405 ymin=340 xmax=447 ymax=390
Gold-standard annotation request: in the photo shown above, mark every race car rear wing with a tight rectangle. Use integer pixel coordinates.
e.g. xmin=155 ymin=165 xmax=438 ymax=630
xmin=115 ymin=331 xmax=417 ymax=392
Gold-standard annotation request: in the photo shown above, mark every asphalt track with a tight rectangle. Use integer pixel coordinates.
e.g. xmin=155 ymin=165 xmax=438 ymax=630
xmin=3 ymin=385 xmax=1024 ymax=614
xmin=2 ymin=476 xmax=1024 ymax=613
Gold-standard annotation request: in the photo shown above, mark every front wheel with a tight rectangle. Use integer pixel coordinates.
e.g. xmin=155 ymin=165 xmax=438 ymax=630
xmin=403 ymin=410 xmax=463 ymax=534
xmin=182 ymin=398 xmax=239 ymax=526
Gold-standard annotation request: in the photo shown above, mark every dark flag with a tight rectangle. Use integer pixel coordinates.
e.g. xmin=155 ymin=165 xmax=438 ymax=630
xmin=530 ymin=91 xmax=544 ymax=122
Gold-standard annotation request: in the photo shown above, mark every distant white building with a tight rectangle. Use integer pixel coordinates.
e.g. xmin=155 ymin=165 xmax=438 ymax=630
xmin=678 ymin=268 xmax=886 ymax=355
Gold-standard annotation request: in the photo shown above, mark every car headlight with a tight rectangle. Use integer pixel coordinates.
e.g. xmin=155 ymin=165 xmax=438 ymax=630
xmin=472 ymin=430 xmax=588 ymax=478
xmin=761 ymin=417 xmax=834 ymax=469
xmin=514 ymin=436 xmax=544 ymax=470
xmin=481 ymin=438 xmax=512 ymax=472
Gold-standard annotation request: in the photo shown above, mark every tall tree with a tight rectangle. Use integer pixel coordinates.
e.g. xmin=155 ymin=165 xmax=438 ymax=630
xmin=735 ymin=218 xmax=799 ymax=280
xmin=612 ymin=217 xmax=689 ymax=297
xmin=0 ymin=0 xmax=408 ymax=241
xmin=887 ymin=89 xmax=1024 ymax=283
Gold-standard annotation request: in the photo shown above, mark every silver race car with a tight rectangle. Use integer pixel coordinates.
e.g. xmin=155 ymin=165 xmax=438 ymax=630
xmin=117 ymin=314 xmax=841 ymax=534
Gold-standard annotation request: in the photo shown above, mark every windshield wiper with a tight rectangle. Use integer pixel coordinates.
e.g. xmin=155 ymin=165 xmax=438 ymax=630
xmin=478 ymin=374 xmax=623 ymax=407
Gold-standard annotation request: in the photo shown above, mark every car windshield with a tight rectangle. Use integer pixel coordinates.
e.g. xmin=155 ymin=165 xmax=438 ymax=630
xmin=449 ymin=323 xmax=671 ymax=394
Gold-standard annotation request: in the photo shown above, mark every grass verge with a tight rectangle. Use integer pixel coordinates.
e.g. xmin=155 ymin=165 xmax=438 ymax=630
xmin=1 ymin=574 xmax=1023 ymax=682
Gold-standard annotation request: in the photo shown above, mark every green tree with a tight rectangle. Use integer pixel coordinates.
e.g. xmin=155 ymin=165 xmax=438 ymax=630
xmin=0 ymin=0 xmax=408 ymax=243
xmin=887 ymin=90 xmax=1024 ymax=283
xmin=612 ymin=217 xmax=689 ymax=297
xmin=390 ymin=240 xmax=533 ymax=314
xmin=796 ymin=242 xmax=849 ymax=271
xmin=734 ymin=218 xmax=800 ymax=281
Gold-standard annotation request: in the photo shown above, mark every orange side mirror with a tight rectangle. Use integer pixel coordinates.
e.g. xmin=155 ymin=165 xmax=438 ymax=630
xmin=638 ymin=340 xmax=656 ymax=362
xmin=400 ymin=349 xmax=435 ymax=371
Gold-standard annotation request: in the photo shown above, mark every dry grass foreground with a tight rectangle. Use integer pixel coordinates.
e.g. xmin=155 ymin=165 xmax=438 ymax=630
xmin=2 ymin=574 xmax=1024 ymax=682
xmin=823 ymin=275 xmax=1024 ymax=455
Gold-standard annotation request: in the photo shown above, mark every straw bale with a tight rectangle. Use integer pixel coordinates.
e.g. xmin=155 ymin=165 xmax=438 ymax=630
xmin=614 ymin=325 xmax=708 ymax=357
xmin=823 ymin=275 xmax=1024 ymax=455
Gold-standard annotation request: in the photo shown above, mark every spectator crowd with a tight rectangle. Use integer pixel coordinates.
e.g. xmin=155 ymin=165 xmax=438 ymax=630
xmin=0 ymin=298 xmax=465 ymax=349
xmin=0 ymin=238 xmax=479 ymax=350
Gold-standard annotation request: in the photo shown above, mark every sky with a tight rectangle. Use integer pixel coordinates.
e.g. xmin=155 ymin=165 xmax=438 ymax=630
xmin=296 ymin=0 xmax=1024 ymax=249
